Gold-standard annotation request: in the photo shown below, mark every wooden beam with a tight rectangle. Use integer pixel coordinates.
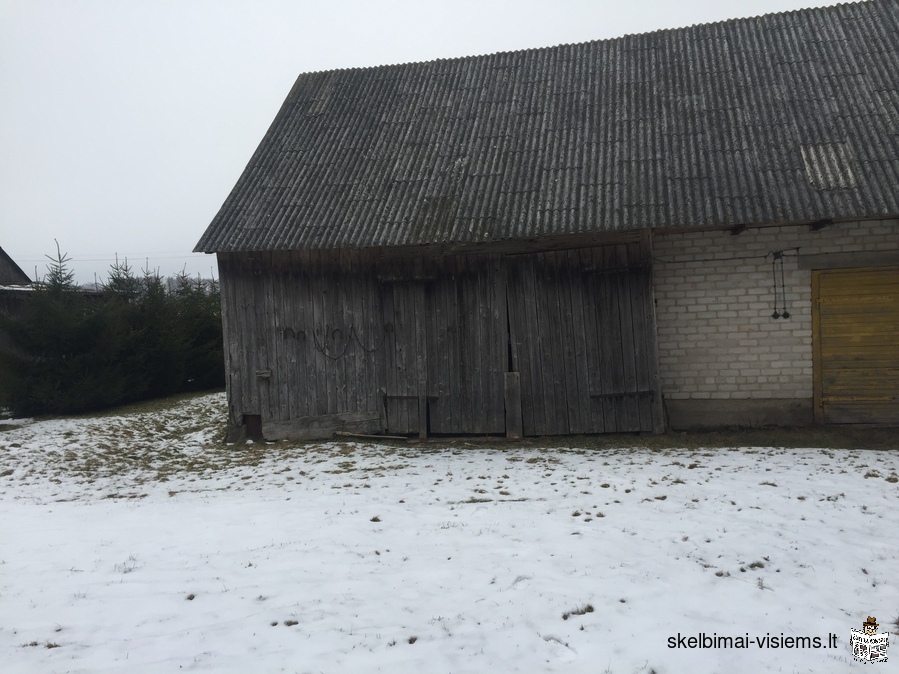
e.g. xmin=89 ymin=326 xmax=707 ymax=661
xmin=264 ymin=411 xmax=381 ymax=441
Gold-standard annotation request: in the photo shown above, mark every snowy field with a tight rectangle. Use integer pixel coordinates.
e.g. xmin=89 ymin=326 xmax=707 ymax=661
xmin=1 ymin=392 xmax=896 ymax=674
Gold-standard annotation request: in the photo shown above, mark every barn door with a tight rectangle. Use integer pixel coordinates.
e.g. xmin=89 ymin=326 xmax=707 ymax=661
xmin=426 ymin=255 xmax=507 ymax=434
xmin=507 ymin=243 xmax=663 ymax=435
xmin=812 ymin=266 xmax=899 ymax=424
xmin=382 ymin=281 xmax=427 ymax=435
xmin=381 ymin=256 xmax=509 ymax=436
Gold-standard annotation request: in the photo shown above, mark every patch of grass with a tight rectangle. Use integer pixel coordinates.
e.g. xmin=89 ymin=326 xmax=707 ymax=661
xmin=70 ymin=389 xmax=226 ymax=420
xmin=115 ymin=554 xmax=139 ymax=574
xmin=562 ymin=604 xmax=594 ymax=620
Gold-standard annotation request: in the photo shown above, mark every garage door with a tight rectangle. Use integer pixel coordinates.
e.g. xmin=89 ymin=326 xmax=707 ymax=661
xmin=812 ymin=266 xmax=899 ymax=424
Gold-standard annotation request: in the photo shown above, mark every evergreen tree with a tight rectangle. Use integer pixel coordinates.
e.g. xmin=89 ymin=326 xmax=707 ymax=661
xmin=0 ymin=245 xmax=225 ymax=417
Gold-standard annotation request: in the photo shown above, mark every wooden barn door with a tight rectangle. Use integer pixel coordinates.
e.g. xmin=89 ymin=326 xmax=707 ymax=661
xmin=812 ymin=266 xmax=899 ymax=424
xmin=382 ymin=281 xmax=428 ymax=435
xmin=507 ymin=243 xmax=663 ymax=435
xmin=426 ymin=255 xmax=507 ymax=435
xmin=381 ymin=256 xmax=508 ymax=436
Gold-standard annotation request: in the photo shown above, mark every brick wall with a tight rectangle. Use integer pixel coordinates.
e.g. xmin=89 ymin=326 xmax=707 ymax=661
xmin=652 ymin=219 xmax=897 ymax=406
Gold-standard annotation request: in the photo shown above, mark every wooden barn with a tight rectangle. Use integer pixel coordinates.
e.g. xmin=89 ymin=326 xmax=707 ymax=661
xmin=196 ymin=0 xmax=899 ymax=439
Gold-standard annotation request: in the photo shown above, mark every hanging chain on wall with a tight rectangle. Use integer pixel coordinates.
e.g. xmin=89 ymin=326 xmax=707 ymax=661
xmin=770 ymin=251 xmax=791 ymax=319
xmin=312 ymin=326 xmax=353 ymax=360
xmin=352 ymin=323 xmax=388 ymax=353
xmin=311 ymin=324 xmax=387 ymax=360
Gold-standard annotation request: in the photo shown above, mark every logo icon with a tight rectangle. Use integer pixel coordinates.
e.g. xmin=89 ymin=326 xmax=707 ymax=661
xmin=850 ymin=616 xmax=889 ymax=663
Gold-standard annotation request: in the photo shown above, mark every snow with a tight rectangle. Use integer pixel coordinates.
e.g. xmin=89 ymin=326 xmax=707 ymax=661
xmin=1 ymin=392 xmax=896 ymax=673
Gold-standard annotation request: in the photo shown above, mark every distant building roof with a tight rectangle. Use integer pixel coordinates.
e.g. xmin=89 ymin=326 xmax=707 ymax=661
xmin=0 ymin=246 xmax=31 ymax=285
xmin=196 ymin=0 xmax=899 ymax=253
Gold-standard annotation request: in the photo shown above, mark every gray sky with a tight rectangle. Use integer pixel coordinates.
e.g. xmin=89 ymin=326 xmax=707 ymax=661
xmin=1 ymin=0 xmax=841 ymax=284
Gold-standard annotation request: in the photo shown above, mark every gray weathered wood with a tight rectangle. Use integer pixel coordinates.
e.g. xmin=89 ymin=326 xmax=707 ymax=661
xmin=264 ymin=411 xmax=381 ymax=441
xmin=504 ymin=372 xmax=523 ymax=439
xmin=218 ymin=240 xmax=663 ymax=438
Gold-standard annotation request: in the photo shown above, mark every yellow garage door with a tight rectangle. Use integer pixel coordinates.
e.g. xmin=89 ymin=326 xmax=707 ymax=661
xmin=813 ymin=266 xmax=899 ymax=424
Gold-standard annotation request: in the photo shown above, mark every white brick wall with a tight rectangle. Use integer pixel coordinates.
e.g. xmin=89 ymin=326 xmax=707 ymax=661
xmin=653 ymin=219 xmax=898 ymax=400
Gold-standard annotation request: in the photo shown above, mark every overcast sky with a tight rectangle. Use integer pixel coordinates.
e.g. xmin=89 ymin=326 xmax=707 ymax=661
xmin=1 ymin=0 xmax=844 ymax=285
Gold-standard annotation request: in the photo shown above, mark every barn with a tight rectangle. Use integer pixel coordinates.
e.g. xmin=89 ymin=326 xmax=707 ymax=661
xmin=195 ymin=0 xmax=899 ymax=439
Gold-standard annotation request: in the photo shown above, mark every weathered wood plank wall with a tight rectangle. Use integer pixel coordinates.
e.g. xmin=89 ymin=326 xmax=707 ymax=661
xmin=217 ymin=238 xmax=664 ymax=437
xmin=505 ymin=241 xmax=662 ymax=434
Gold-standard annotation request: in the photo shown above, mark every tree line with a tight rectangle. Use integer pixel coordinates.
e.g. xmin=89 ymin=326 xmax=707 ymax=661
xmin=0 ymin=248 xmax=224 ymax=416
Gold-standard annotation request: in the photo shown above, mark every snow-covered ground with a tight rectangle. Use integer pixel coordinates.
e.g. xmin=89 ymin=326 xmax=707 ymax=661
xmin=1 ymin=392 xmax=896 ymax=673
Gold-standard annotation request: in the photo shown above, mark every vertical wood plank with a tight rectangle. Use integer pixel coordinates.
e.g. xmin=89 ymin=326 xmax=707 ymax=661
xmin=254 ymin=254 xmax=272 ymax=423
xmin=381 ymin=274 xmax=398 ymax=432
xmin=275 ymin=260 xmax=290 ymax=422
xmin=581 ymin=248 xmax=608 ymax=432
xmin=490 ymin=255 xmax=508 ymax=432
xmin=418 ymin=395 xmax=428 ymax=439
xmin=564 ymin=249 xmax=591 ymax=433
xmin=218 ymin=254 xmax=243 ymax=426
xmin=459 ymin=256 xmax=475 ymax=433
xmin=615 ymin=244 xmax=640 ymax=431
xmin=504 ymin=371 xmax=523 ymax=439
xmin=520 ymin=255 xmax=544 ymax=434
xmin=446 ymin=258 xmax=461 ymax=432
xmin=543 ymin=253 xmax=567 ymax=434
xmin=597 ymin=246 xmax=620 ymax=431
xmin=309 ymin=251 xmax=326 ymax=416
xmin=414 ymin=281 xmax=427 ymax=437
xmin=555 ymin=250 xmax=580 ymax=434
xmin=296 ymin=252 xmax=315 ymax=417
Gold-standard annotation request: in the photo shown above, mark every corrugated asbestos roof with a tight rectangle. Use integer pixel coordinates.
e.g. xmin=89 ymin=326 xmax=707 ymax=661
xmin=195 ymin=0 xmax=899 ymax=253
